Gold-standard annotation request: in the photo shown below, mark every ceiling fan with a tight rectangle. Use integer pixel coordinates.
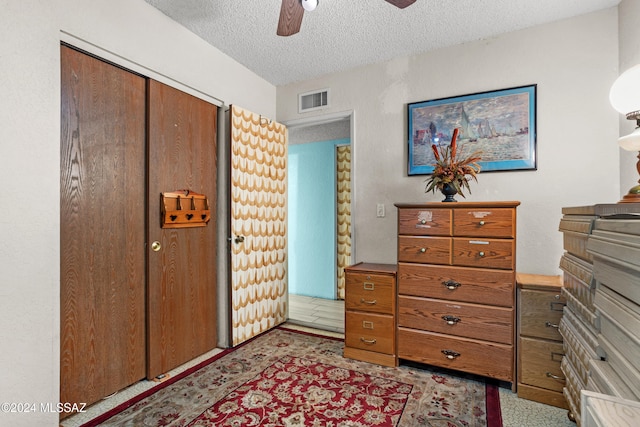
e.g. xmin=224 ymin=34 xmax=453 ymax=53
xmin=277 ymin=0 xmax=417 ymax=37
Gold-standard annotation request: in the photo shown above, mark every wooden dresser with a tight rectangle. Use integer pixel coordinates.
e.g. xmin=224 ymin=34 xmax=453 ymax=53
xmin=581 ymin=391 xmax=640 ymax=427
xmin=517 ymin=273 xmax=568 ymax=409
xmin=558 ymin=203 xmax=640 ymax=425
xmin=395 ymin=201 xmax=519 ymax=387
xmin=344 ymin=262 xmax=397 ymax=367
xmin=588 ymin=216 xmax=640 ymax=401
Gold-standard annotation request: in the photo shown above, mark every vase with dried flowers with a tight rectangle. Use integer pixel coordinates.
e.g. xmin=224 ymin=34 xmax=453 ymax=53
xmin=424 ymin=128 xmax=482 ymax=202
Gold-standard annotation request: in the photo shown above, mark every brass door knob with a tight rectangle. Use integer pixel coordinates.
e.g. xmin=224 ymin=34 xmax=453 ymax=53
xmin=151 ymin=241 xmax=161 ymax=252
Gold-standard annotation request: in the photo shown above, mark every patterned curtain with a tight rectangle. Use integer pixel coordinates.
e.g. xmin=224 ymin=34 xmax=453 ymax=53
xmin=336 ymin=145 xmax=352 ymax=300
xmin=230 ymin=105 xmax=288 ymax=346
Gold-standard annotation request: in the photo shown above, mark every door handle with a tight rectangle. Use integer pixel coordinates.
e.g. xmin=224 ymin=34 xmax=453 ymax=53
xmin=151 ymin=241 xmax=161 ymax=252
xmin=234 ymin=235 xmax=245 ymax=244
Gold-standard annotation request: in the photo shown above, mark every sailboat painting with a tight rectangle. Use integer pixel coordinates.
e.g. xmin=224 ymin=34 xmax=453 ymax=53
xmin=407 ymin=85 xmax=536 ymax=175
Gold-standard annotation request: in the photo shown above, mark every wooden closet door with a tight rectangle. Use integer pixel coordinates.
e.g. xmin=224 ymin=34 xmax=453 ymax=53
xmin=146 ymin=80 xmax=218 ymax=378
xmin=60 ymin=45 xmax=146 ymax=407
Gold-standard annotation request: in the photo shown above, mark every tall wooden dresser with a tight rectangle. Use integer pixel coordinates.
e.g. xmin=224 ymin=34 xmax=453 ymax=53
xmin=558 ymin=203 xmax=640 ymax=425
xmin=588 ymin=216 xmax=640 ymax=400
xmin=558 ymin=205 xmax=600 ymax=424
xmin=395 ymin=201 xmax=519 ymax=388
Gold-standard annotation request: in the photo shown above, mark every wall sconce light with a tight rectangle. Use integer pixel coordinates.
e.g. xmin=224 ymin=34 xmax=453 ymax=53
xmin=610 ymin=64 xmax=640 ymax=203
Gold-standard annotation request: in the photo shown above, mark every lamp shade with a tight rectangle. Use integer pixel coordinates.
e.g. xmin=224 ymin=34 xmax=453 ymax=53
xmin=618 ymin=127 xmax=640 ymax=151
xmin=610 ymin=64 xmax=640 ymax=116
xmin=301 ymin=0 xmax=318 ymax=11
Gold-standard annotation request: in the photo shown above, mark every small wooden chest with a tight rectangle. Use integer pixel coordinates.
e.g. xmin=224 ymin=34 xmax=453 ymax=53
xmin=344 ymin=262 xmax=397 ymax=367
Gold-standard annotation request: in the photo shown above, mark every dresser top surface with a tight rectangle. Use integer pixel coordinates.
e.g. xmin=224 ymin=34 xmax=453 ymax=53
xmin=345 ymin=262 xmax=397 ymax=274
xmin=516 ymin=273 xmax=562 ymax=291
xmin=562 ymin=202 xmax=640 ymax=216
xmin=395 ymin=201 xmax=520 ymax=209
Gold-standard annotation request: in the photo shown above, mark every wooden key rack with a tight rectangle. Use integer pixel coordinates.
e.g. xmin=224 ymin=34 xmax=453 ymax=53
xmin=161 ymin=190 xmax=211 ymax=229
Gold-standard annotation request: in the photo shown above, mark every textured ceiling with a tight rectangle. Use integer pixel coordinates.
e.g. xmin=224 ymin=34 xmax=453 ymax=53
xmin=144 ymin=0 xmax=620 ymax=86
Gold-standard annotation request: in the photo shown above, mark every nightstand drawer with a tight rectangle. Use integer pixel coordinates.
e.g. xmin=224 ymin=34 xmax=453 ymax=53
xmin=398 ymin=295 xmax=513 ymax=344
xmin=398 ymin=208 xmax=451 ymax=236
xmin=520 ymin=289 xmax=565 ymax=341
xmin=345 ymin=272 xmax=394 ymax=314
xmin=453 ymin=237 xmax=514 ymax=270
xmin=345 ymin=311 xmax=394 ymax=354
xmin=398 ymin=236 xmax=451 ymax=264
xmin=453 ymin=208 xmax=515 ymax=238
xmin=519 ymin=336 xmax=565 ymax=392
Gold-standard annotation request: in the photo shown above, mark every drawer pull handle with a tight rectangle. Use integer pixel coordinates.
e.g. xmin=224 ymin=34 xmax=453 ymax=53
xmin=479 ymin=220 xmax=485 ymax=226
xmin=420 ymin=219 xmax=427 ymax=224
xmin=442 ymin=280 xmax=461 ymax=290
xmin=360 ymin=337 xmax=377 ymax=345
xmin=420 ymin=247 xmax=426 ymax=253
xmin=546 ymin=372 xmax=565 ymax=381
xmin=363 ymin=282 xmax=375 ymax=291
xmin=545 ymin=321 xmax=559 ymax=329
xmin=478 ymin=251 xmax=485 ymax=257
xmin=550 ymin=302 xmax=565 ymax=312
xmin=360 ymin=298 xmax=377 ymax=305
xmin=442 ymin=315 xmax=461 ymax=325
xmin=441 ymin=349 xmax=460 ymax=360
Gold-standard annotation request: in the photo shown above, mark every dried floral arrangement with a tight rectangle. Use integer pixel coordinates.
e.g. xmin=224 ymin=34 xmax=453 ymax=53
xmin=424 ymin=128 xmax=482 ymax=197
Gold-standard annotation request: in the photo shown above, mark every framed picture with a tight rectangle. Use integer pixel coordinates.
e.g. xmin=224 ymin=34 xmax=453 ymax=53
xmin=407 ymin=85 xmax=537 ymax=175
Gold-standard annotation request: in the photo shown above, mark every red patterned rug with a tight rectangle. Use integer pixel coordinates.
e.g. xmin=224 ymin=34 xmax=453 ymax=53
xmin=78 ymin=327 xmax=502 ymax=426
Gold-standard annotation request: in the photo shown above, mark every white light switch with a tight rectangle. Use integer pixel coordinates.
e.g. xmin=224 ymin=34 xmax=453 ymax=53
xmin=376 ymin=203 xmax=385 ymax=218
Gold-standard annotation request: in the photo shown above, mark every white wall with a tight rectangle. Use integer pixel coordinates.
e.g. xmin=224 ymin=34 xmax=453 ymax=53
xmin=0 ymin=1 xmax=275 ymax=426
xmin=277 ymin=8 xmax=620 ymax=276
xmin=618 ymin=0 xmax=640 ymax=196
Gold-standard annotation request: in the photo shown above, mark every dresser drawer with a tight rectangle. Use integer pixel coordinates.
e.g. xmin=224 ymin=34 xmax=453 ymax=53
xmin=398 ymin=262 xmax=514 ymax=307
xmin=520 ymin=289 xmax=565 ymax=341
xmin=398 ymin=208 xmax=451 ymax=236
xmin=345 ymin=272 xmax=394 ymax=314
xmin=397 ymin=327 xmax=513 ymax=382
xmin=453 ymin=208 xmax=515 ymax=238
xmin=520 ymin=336 xmax=565 ymax=392
xmin=345 ymin=311 xmax=394 ymax=354
xmin=398 ymin=296 xmax=513 ymax=344
xmin=452 ymin=237 xmax=514 ymax=270
xmin=397 ymin=236 xmax=451 ymax=264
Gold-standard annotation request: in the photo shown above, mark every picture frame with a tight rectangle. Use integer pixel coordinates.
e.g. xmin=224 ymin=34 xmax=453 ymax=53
xmin=407 ymin=84 xmax=537 ymax=175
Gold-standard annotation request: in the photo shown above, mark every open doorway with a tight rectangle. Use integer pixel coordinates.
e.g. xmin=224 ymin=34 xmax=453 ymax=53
xmin=285 ymin=113 xmax=354 ymax=333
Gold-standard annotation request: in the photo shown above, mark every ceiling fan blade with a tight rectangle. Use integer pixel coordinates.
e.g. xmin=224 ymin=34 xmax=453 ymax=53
xmin=277 ymin=0 xmax=304 ymax=36
xmin=384 ymin=0 xmax=417 ymax=8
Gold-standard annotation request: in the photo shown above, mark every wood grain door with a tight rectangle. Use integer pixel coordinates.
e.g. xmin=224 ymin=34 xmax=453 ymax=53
xmin=229 ymin=105 xmax=287 ymax=346
xmin=146 ymin=80 xmax=218 ymax=378
xmin=60 ymin=45 xmax=146 ymax=407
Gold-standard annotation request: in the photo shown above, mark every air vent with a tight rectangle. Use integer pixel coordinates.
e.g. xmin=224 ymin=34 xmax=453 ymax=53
xmin=298 ymin=89 xmax=330 ymax=113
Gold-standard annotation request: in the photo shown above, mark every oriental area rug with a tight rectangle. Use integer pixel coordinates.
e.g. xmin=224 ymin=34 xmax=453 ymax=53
xmin=81 ymin=327 xmax=502 ymax=427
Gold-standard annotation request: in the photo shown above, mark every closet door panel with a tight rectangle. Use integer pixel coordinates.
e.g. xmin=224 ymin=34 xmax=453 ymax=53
xmin=60 ymin=45 xmax=146 ymax=408
xmin=229 ymin=105 xmax=287 ymax=346
xmin=146 ymin=79 xmax=218 ymax=378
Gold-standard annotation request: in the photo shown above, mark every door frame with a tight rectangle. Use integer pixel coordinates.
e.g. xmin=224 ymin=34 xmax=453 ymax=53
xmin=283 ymin=110 xmax=356 ymax=298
